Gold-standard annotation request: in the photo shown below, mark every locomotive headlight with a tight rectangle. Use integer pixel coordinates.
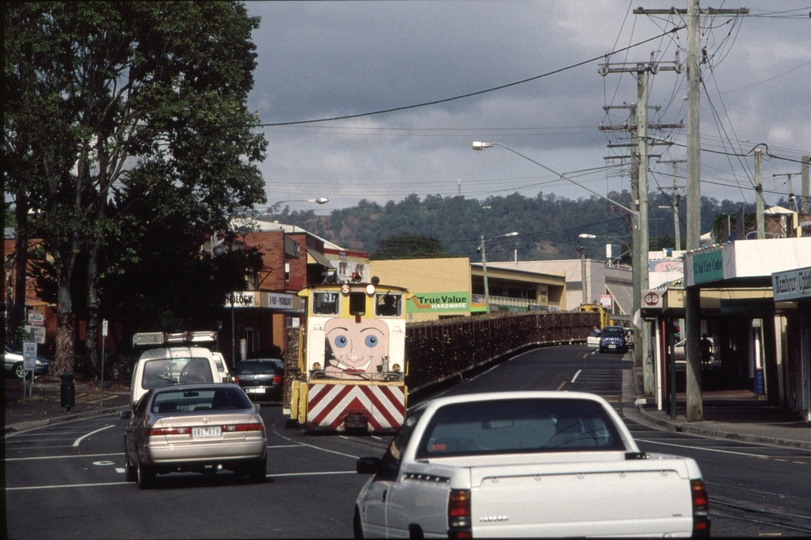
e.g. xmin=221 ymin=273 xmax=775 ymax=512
xmin=391 ymin=363 xmax=401 ymax=373
xmin=312 ymin=362 xmax=322 ymax=371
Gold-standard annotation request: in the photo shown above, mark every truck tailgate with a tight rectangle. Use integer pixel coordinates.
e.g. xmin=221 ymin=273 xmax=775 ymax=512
xmin=470 ymin=458 xmax=695 ymax=537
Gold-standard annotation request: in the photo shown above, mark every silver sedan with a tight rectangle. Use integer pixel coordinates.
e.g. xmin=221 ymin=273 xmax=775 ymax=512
xmin=122 ymin=383 xmax=267 ymax=489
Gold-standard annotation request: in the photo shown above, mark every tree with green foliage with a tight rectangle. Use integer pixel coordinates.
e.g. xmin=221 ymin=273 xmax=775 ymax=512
xmin=371 ymin=234 xmax=449 ymax=260
xmin=5 ymin=2 xmax=267 ymax=374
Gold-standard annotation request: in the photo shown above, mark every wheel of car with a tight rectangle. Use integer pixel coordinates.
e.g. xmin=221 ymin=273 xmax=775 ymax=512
xmin=124 ymin=450 xmax=137 ymax=482
xmin=13 ymin=363 xmax=25 ymax=379
xmin=137 ymin=460 xmax=156 ymax=490
xmin=353 ymin=507 xmax=364 ymax=539
xmin=247 ymin=455 xmax=267 ymax=483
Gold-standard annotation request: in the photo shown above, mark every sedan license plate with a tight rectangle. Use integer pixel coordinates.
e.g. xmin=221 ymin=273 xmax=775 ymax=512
xmin=192 ymin=427 xmax=221 ymax=438
xmin=608 ymin=344 xmax=617 ymax=349
xmin=245 ymin=388 xmax=265 ymax=394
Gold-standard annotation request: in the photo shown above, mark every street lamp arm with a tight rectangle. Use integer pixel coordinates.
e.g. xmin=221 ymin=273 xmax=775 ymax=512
xmin=472 ymin=141 xmax=640 ymax=227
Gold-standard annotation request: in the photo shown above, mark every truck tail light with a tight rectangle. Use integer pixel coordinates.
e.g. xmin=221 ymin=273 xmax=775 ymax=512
xmin=223 ymin=423 xmax=264 ymax=432
xmin=691 ymin=479 xmax=710 ymax=537
xmin=448 ymin=489 xmax=472 ymax=538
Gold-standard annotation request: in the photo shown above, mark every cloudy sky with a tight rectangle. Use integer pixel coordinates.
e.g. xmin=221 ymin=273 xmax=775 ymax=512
xmin=244 ymin=1 xmax=811 ymax=215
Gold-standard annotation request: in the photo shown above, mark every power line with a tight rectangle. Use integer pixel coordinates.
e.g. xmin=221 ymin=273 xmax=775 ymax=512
xmin=257 ymin=27 xmax=684 ymax=128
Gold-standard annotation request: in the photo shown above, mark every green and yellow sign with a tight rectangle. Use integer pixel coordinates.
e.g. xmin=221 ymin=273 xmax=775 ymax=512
xmin=408 ymin=292 xmax=470 ymax=313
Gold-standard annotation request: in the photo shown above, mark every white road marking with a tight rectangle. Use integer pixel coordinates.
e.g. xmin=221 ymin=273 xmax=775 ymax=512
xmin=571 ymin=369 xmax=582 ymax=383
xmin=7 ymin=470 xmax=357 ymax=491
xmin=73 ymin=425 xmax=115 ymax=447
xmin=636 ymin=438 xmax=782 ymax=458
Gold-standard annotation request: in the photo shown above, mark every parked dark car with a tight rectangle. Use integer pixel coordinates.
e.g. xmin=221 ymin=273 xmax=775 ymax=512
xmin=234 ymin=359 xmax=284 ymax=402
xmin=4 ymin=342 xmax=52 ymax=378
xmin=599 ymin=326 xmax=628 ymax=354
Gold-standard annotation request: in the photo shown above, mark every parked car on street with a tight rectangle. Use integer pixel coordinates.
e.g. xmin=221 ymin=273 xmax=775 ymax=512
xmin=354 ymin=391 xmax=710 ymax=538
xmin=121 ymin=383 xmax=267 ymax=489
xmin=598 ymin=325 xmax=628 ymax=354
xmin=586 ymin=328 xmax=602 ymax=348
xmin=3 ymin=343 xmax=52 ymax=378
xmin=234 ymin=359 xmax=284 ymax=402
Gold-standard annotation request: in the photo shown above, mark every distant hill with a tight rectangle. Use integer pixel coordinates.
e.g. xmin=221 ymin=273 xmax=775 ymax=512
xmin=278 ymin=190 xmax=764 ymax=263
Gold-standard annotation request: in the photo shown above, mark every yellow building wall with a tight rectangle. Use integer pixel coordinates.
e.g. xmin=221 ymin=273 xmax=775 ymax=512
xmin=370 ymin=258 xmax=472 ymax=322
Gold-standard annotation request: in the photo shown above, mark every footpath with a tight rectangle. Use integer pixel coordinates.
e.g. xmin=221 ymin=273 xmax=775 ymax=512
xmin=4 ymin=366 xmax=811 ymax=449
xmin=4 ymin=376 xmax=131 ymax=435
xmin=622 ymin=365 xmax=811 ymax=450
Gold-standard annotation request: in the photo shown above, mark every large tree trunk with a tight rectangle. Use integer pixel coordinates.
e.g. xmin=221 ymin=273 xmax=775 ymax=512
xmin=12 ymin=191 xmax=29 ymax=340
xmin=85 ymin=242 xmax=101 ymax=373
xmin=51 ymin=243 xmax=77 ymax=376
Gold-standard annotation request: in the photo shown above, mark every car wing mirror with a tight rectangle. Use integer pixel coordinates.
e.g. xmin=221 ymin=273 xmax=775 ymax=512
xmin=356 ymin=457 xmax=382 ymax=475
xmin=254 ymin=403 xmax=261 ymax=413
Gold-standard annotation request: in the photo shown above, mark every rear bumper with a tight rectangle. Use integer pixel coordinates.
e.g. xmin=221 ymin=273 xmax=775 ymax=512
xmin=144 ymin=439 xmax=267 ymax=465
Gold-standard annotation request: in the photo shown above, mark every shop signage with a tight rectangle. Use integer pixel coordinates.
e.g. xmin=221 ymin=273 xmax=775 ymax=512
xmin=720 ymin=298 xmax=774 ymax=314
xmin=692 ymin=249 xmax=724 ymax=284
xmin=772 ymin=266 xmax=811 ymax=301
xmin=267 ymin=292 xmax=294 ymax=309
xmin=224 ymin=291 xmax=257 ymax=308
xmin=408 ymin=292 xmax=470 ymax=313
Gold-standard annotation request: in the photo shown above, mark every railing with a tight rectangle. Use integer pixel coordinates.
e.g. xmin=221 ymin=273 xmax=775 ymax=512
xmin=472 ymin=294 xmax=561 ymax=312
xmin=405 ymin=310 xmax=597 ymax=393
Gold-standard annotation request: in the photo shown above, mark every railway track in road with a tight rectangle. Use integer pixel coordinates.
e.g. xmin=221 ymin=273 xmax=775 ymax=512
xmin=709 ymin=497 xmax=811 ymax=536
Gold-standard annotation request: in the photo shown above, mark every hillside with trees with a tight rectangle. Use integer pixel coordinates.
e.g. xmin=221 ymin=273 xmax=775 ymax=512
xmin=278 ymin=190 xmax=764 ymax=262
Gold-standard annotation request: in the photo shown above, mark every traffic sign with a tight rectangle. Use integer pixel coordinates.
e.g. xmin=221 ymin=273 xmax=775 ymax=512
xmin=28 ymin=309 xmax=45 ymax=325
xmin=25 ymin=325 xmax=46 ymax=344
xmin=23 ymin=342 xmax=37 ymax=371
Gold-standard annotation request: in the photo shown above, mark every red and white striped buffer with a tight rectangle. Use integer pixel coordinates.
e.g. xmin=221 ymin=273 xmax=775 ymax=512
xmin=306 ymin=383 xmax=405 ymax=432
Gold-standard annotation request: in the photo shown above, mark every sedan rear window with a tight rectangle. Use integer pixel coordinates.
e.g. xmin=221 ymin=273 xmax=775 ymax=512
xmin=151 ymin=387 xmax=251 ymax=413
xmin=236 ymin=362 xmax=281 ymax=375
xmin=416 ymin=399 xmax=624 ymax=458
xmin=601 ymin=328 xmax=625 ymax=337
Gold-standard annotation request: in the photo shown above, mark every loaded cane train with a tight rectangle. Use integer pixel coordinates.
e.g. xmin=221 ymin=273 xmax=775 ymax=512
xmin=289 ymin=277 xmax=411 ymax=432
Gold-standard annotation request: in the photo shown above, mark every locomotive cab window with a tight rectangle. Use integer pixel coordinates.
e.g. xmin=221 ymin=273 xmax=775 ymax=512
xmin=349 ymin=292 xmax=366 ymax=316
xmin=313 ymin=292 xmax=339 ymax=315
xmin=375 ymin=293 xmax=402 ymax=317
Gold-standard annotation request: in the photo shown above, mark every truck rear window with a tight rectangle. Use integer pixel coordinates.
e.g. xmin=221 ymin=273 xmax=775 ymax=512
xmin=416 ymin=398 xmax=624 ymax=458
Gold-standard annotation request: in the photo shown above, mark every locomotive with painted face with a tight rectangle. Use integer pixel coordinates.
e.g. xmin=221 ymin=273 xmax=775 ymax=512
xmin=290 ymin=277 xmax=411 ymax=433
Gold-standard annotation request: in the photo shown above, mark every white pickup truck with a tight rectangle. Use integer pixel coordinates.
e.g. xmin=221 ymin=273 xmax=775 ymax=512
xmin=354 ymin=391 xmax=709 ymax=538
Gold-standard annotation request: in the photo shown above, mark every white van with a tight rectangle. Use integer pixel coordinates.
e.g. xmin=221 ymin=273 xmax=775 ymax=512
xmin=130 ymin=346 xmax=223 ymax=411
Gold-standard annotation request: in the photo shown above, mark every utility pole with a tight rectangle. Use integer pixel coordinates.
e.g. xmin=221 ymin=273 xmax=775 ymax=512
xmin=658 ymin=159 xmax=686 ymax=250
xmin=773 ymin=172 xmax=802 ymax=213
xmin=636 ymin=1 xmax=748 ymax=423
xmin=755 ymin=148 xmax=765 ymax=238
xmin=599 ymin=52 xmax=683 ymax=397
xmin=577 ymin=246 xmax=588 ymax=306
xmin=803 ymin=155 xmax=810 ymax=214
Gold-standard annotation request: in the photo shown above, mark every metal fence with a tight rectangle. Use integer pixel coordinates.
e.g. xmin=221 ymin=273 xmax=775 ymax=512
xmin=406 ymin=310 xmax=597 ymax=392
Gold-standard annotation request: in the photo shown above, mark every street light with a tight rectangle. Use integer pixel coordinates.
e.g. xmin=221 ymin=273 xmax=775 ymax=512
xmin=471 ymin=142 xmax=640 ymax=226
xmin=479 ymin=231 xmax=519 ymax=313
xmin=579 ymin=233 xmax=632 ymax=266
